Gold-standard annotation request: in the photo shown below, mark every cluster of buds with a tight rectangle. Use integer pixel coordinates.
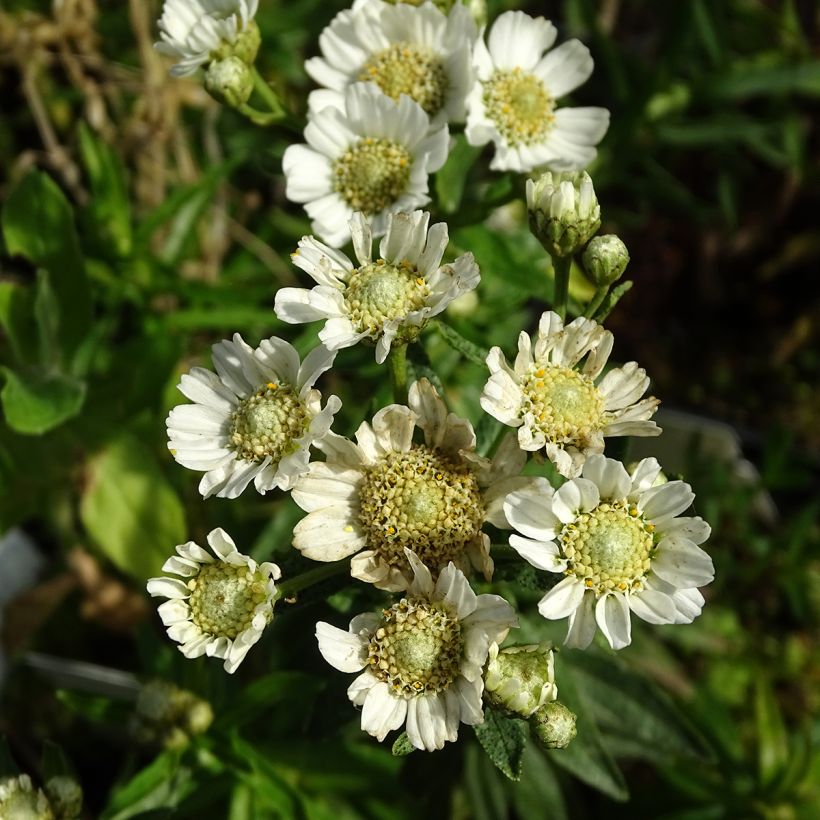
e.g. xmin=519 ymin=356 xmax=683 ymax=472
xmin=132 ymin=680 xmax=214 ymax=750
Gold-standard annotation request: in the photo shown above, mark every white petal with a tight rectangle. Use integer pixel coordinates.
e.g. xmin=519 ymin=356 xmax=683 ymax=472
xmin=534 ymin=39 xmax=593 ymax=97
xmin=509 ymin=534 xmax=565 ymax=572
xmin=405 ymin=548 xmax=435 ymax=597
xmin=147 ymin=577 xmax=190 ymax=600
xmin=652 ymin=539 xmax=714 ymax=588
xmin=361 ymin=682 xmax=407 ymax=742
xmin=595 ymin=593 xmax=632 ymax=649
xmin=292 ymin=508 xmax=366 ymax=560
xmin=537 ymin=576 xmax=585 ymax=619
xmin=627 ymin=588 xmax=677 ymax=625
xmin=639 ymin=481 xmax=694 ymax=524
xmin=552 ymin=478 xmax=600 ymax=523
xmin=582 ymin=455 xmax=630 ymax=501
xmin=434 ymin=563 xmax=477 ymax=619
xmin=316 ymin=621 xmax=368 ymax=672
xmin=564 ymin=592 xmax=596 ymax=648
xmin=206 ymin=528 xmax=239 ymax=561
xmin=487 ymin=11 xmax=556 ymax=71
xmin=503 ymin=484 xmax=560 ymax=541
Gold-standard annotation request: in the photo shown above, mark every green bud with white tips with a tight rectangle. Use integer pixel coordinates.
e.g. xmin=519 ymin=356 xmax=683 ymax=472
xmin=530 ymin=700 xmax=577 ymax=750
xmin=484 ymin=643 xmax=557 ymax=718
xmin=582 ymin=234 xmax=630 ymax=286
xmin=204 ymin=57 xmax=253 ymax=109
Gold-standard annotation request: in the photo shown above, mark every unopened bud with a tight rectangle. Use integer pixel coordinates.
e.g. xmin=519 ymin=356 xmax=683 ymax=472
xmin=530 ymin=700 xmax=577 ymax=750
xmin=0 ymin=775 xmax=54 ymax=819
xmin=45 ymin=776 xmax=82 ymax=819
xmin=526 ymin=171 xmax=600 ymax=258
xmin=582 ymin=234 xmax=629 ymax=286
xmin=484 ymin=643 xmax=557 ymax=718
xmin=134 ymin=680 xmax=213 ymax=749
xmin=231 ymin=20 xmax=261 ymax=65
xmin=204 ymin=57 xmax=253 ymax=108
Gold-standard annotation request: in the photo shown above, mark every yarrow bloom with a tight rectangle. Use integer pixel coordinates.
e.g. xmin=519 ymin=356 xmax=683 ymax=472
xmin=465 ymin=10 xmax=609 ymax=172
xmin=0 ymin=775 xmax=54 ymax=819
xmin=292 ymin=378 xmax=536 ymax=591
xmin=504 ymin=455 xmax=714 ymax=649
xmin=166 ymin=334 xmax=340 ymax=499
xmin=155 ymin=0 xmax=259 ymax=77
xmin=306 ymin=0 xmax=477 ymax=127
xmin=484 ymin=642 xmax=557 ymax=718
xmin=316 ymin=549 xmax=516 ymax=751
xmin=275 ymin=211 xmax=479 ymax=363
xmin=481 ymin=310 xmax=660 ymax=478
xmin=147 ymin=528 xmax=280 ymax=673
xmin=283 ymin=83 xmax=449 ymax=247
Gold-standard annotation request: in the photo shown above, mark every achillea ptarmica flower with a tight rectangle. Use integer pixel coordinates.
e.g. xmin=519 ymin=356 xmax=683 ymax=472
xmin=292 ymin=378 xmax=536 ymax=591
xmin=481 ymin=310 xmax=661 ymax=478
xmin=504 ymin=455 xmax=714 ymax=650
xmin=484 ymin=642 xmax=557 ymax=718
xmin=583 ymin=234 xmax=629 ymax=287
xmin=282 ymin=83 xmax=449 ymax=247
xmin=465 ymin=10 xmax=609 ymax=172
xmin=155 ymin=0 xmax=260 ymax=77
xmin=0 ymin=775 xmax=55 ymax=819
xmin=316 ymin=549 xmax=517 ymax=751
xmin=306 ymin=0 xmax=477 ymax=127
xmin=147 ymin=528 xmax=281 ymax=673
xmin=166 ymin=334 xmax=341 ymax=499
xmin=527 ymin=170 xmax=600 ymax=258
xmin=275 ymin=211 xmax=479 ymax=363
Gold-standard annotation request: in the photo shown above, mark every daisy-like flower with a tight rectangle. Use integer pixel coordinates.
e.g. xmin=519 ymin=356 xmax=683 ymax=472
xmin=0 ymin=775 xmax=55 ymax=819
xmin=504 ymin=454 xmax=714 ymax=650
xmin=306 ymin=0 xmax=477 ymax=127
xmin=283 ymin=83 xmax=449 ymax=247
xmin=147 ymin=528 xmax=281 ymax=673
xmin=275 ymin=210 xmax=478 ymax=363
xmin=465 ymin=10 xmax=609 ymax=172
xmin=481 ymin=310 xmax=660 ymax=478
xmin=316 ymin=549 xmax=516 ymax=751
xmin=292 ymin=378 xmax=536 ymax=591
xmin=166 ymin=334 xmax=341 ymax=499
xmin=155 ymin=0 xmax=259 ymax=77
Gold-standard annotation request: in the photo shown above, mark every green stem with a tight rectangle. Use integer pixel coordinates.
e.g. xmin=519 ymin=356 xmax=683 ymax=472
xmin=486 ymin=421 xmax=510 ymax=459
xmin=387 ymin=344 xmax=408 ymax=405
xmin=251 ymin=67 xmax=285 ymax=118
xmin=584 ymin=285 xmax=609 ymax=319
xmin=275 ymin=561 xmax=349 ymax=598
xmin=236 ymin=102 xmax=280 ymax=126
xmin=552 ymin=255 xmax=572 ymax=321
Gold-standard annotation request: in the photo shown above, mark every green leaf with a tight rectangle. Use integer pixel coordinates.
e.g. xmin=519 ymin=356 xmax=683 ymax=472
xmin=435 ymin=134 xmax=482 ymax=214
xmin=512 ymin=741 xmax=567 ymax=820
xmin=473 ymin=706 xmax=528 ymax=781
xmin=0 ymin=282 xmax=38 ymax=365
xmin=755 ymin=677 xmax=790 ymax=786
xmin=80 ymin=433 xmax=186 ymax=581
xmin=34 ymin=270 xmax=60 ymax=367
xmin=2 ymin=170 xmax=91 ymax=357
xmin=0 ymin=367 xmax=86 ymax=435
xmin=592 ymin=280 xmax=633 ymax=323
xmin=101 ymin=750 xmax=189 ymax=820
xmin=432 ymin=321 xmax=489 ymax=367
xmin=391 ymin=732 xmax=415 ymax=757
xmin=464 ymin=741 xmax=508 ymax=820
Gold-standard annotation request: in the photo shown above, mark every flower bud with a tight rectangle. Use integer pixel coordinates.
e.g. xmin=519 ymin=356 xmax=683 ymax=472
xmin=526 ymin=171 xmax=600 ymax=258
xmin=484 ymin=643 xmax=557 ymax=718
xmin=231 ymin=20 xmax=261 ymax=66
xmin=0 ymin=775 xmax=54 ymax=819
xmin=204 ymin=57 xmax=253 ymax=109
xmin=134 ymin=680 xmax=213 ymax=748
xmin=530 ymin=700 xmax=577 ymax=750
xmin=582 ymin=234 xmax=629 ymax=286
xmin=45 ymin=776 xmax=83 ymax=819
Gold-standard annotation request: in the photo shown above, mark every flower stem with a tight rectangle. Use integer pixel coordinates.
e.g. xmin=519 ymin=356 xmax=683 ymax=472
xmin=276 ymin=561 xmax=349 ymax=598
xmin=584 ymin=285 xmax=609 ymax=319
xmin=387 ymin=344 xmax=409 ymax=405
xmin=236 ymin=102 xmax=280 ymax=127
xmin=251 ymin=67 xmax=285 ymax=118
xmin=552 ymin=255 xmax=572 ymax=321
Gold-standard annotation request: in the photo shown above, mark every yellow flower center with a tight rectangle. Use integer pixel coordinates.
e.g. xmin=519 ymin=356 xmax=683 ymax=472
xmin=333 ymin=138 xmax=413 ymax=215
xmin=483 ymin=68 xmax=555 ymax=146
xmin=368 ymin=597 xmax=463 ymax=695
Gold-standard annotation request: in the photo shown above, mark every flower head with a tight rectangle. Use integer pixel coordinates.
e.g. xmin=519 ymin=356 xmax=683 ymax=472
xmin=583 ymin=234 xmax=630 ymax=286
xmin=504 ymin=454 xmax=714 ymax=649
xmin=0 ymin=775 xmax=55 ymax=820
xmin=484 ymin=642 xmax=557 ymax=717
xmin=307 ymin=0 xmax=477 ymax=127
xmin=275 ymin=211 xmax=478 ymax=363
xmin=316 ymin=549 xmax=516 ymax=751
xmin=166 ymin=334 xmax=340 ymax=499
xmin=481 ymin=310 xmax=660 ymax=478
xmin=465 ymin=10 xmax=609 ymax=172
xmin=147 ymin=528 xmax=281 ymax=673
xmin=292 ymin=379 xmax=537 ymax=591
xmin=155 ymin=0 xmax=259 ymax=77
xmin=283 ymin=83 xmax=449 ymax=247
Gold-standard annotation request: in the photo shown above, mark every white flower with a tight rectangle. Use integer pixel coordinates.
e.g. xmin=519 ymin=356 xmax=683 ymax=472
xmin=166 ymin=334 xmax=341 ymax=499
xmin=306 ymin=0 xmax=477 ymax=127
xmin=481 ymin=310 xmax=660 ymax=478
xmin=155 ymin=0 xmax=258 ymax=77
xmin=283 ymin=83 xmax=449 ymax=248
xmin=291 ymin=378 xmax=537 ymax=591
xmin=0 ymin=775 xmax=54 ymax=819
xmin=316 ymin=549 xmax=516 ymax=751
xmin=504 ymin=454 xmax=713 ymax=650
xmin=465 ymin=10 xmax=609 ymax=172
xmin=147 ymin=528 xmax=281 ymax=673
xmin=275 ymin=210 xmax=478 ymax=363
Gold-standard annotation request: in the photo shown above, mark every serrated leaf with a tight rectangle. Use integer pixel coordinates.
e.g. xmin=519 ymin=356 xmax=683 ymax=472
xmin=80 ymin=434 xmax=186 ymax=581
xmin=473 ymin=706 xmax=528 ymax=781
xmin=0 ymin=367 xmax=86 ymax=435
xmin=433 ymin=321 xmax=489 ymax=367
xmin=391 ymin=732 xmax=415 ymax=756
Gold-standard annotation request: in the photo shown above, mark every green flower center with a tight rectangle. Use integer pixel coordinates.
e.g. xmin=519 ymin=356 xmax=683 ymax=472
xmin=229 ymin=382 xmax=308 ymax=463
xmin=521 ymin=363 xmax=605 ymax=444
xmin=368 ymin=597 xmax=463 ymax=695
xmin=188 ymin=564 xmax=270 ymax=639
xmin=359 ymin=42 xmax=449 ymax=117
xmin=358 ymin=445 xmax=485 ymax=576
xmin=333 ymin=138 xmax=413 ymax=215
xmin=561 ymin=503 xmax=656 ymax=594
xmin=483 ymin=68 xmax=555 ymax=146
xmin=345 ymin=259 xmax=429 ymax=335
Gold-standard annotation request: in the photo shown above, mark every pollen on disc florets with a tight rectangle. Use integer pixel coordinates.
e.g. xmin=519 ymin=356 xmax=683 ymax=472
xmin=187 ymin=564 xmax=270 ymax=639
xmin=521 ymin=363 xmax=605 ymax=443
xmin=359 ymin=42 xmax=449 ymax=117
xmin=368 ymin=597 xmax=463 ymax=695
xmin=561 ymin=502 xmax=656 ymax=594
xmin=483 ymin=68 xmax=555 ymax=146
xmin=229 ymin=382 xmax=308 ymax=463
xmin=345 ymin=258 xmax=429 ymax=335
xmin=333 ymin=138 xmax=413 ymax=214
xmin=358 ymin=445 xmax=485 ymax=574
